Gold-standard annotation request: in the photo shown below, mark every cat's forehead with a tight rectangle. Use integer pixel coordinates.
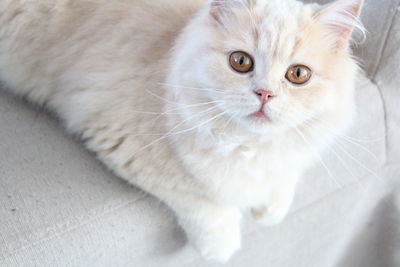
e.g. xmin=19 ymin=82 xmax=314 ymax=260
xmin=223 ymin=0 xmax=314 ymax=53
xmin=258 ymin=1 xmax=313 ymax=47
xmin=259 ymin=3 xmax=311 ymax=57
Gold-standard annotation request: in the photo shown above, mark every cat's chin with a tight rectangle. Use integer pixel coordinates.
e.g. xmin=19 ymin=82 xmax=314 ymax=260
xmin=247 ymin=109 xmax=280 ymax=125
xmin=248 ymin=115 xmax=272 ymax=126
xmin=237 ymin=115 xmax=284 ymax=136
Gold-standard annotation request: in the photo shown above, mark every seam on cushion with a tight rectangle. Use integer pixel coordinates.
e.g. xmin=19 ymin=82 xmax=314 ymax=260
xmin=0 ymin=195 xmax=149 ymax=262
xmin=371 ymin=0 xmax=400 ymax=79
xmin=369 ymin=79 xmax=389 ymax=165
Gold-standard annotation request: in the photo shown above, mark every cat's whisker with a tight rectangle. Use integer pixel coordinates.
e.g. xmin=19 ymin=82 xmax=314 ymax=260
xmin=332 ymin=138 xmax=384 ymax=192
xmin=301 ymin=119 xmax=381 ymax=164
xmin=293 ymin=126 xmax=341 ymax=188
xmin=128 ymin=108 xmax=228 ymax=159
xmin=308 ymin=115 xmax=386 ymax=143
xmin=96 ymin=99 xmax=225 ymax=120
xmin=167 ymin=109 xmax=228 ymax=137
xmin=145 ymin=89 xmax=186 ymax=106
xmin=151 ymin=100 xmax=226 ymax=123
xmin=163 ymin=109 xmax=229 ymax=167
xmin=284 ymin=106 xmax=385 ymax=143
xmin=300 ymin=121 xmax=365 ymax=190
xmin=127 ymin=105 xmax=220 ymax=137
xmin=336 ymin=136 xmax=381 ymax=162
xmin=164 ymin=106 xmax=219 ymax=136
xmin=283 ymin=110 xmax=381 ymax=188
xmin=219 ymin=111 xmax=238 ymax=135
xmin=126 ymin=109 xmax=194 ymax=116
xmin=280 ymin=107 xmax=382 ymax=165
xmin=146 ymin=88 xmax=229 ymax=110
xmin=158 ymin=82 xmax=229 ymax=94
xmin=328 ymin=143 xmax=364 ymax=188
xmin=334 ymin=140 xmax=381 ymax=180
xmin=337 ymin=133 xmax=385 ymax=144
xmin=272 ymin=109 xmax=345 ymax=189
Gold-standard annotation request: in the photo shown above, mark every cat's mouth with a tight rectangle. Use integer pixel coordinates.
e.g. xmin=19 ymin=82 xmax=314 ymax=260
xmin=249 ymin=99 xmax=272 ymax=121
xmin=250 ymin=109 xmax=271 ymax=121
xmin=252 ymin=111 xmax=267 ymax=119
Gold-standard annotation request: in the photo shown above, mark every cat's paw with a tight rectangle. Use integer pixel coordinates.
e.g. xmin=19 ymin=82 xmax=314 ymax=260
xmin=188 ymin=208 xmax=242 ymax=263
xmin=251 ymin=203 xmax=289 ymax=226
xmin=252 ymin=185 xmax=296 ymax=227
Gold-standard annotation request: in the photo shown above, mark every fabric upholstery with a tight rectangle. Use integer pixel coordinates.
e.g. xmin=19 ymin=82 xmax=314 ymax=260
xmin=1 ymin=1 xmax=399 ymax=266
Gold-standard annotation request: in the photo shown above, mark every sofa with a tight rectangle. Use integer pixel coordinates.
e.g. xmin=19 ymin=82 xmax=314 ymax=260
xmin=1 ymin=0 xmax=399 ymax=266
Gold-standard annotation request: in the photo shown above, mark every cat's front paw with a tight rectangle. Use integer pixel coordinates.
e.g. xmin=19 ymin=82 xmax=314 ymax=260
xmin=187 ymin=207 xmax=242 ymax=263
xmin=251 ymin=203 xmax=289 ymax=226
xmin=252 ymin=185 xmax=296 ymax=226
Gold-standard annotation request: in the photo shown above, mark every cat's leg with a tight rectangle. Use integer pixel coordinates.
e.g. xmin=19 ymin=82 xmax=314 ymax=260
xmin=80 ymin=119 xmax=242 ymax=262
xmin=102 ymin=158 xmax=242 ymax=262
xmin=161 ymin=193 xmax=242 ymax=263
xmin=251 ymin=179 xmax=297 ymax=226
xmin=111 ymin=167 xmax=242 ymax=262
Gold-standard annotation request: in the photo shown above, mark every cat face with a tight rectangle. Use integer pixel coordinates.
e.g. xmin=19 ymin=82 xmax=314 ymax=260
xmin=168 ymin=0 xmax=364 ymax=136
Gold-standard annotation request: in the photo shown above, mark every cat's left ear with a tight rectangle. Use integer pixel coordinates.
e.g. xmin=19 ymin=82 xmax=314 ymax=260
xmin=317 ymin=0 xmax=365 ymax=50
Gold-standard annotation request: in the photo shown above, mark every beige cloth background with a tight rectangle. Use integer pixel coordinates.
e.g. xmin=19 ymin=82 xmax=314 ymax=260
xmin=1 ymin=0 xmax=399 ymax=266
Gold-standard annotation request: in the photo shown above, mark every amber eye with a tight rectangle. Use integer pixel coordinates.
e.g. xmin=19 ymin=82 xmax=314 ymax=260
xmin=229 ymin=51 xmax=254 ymax=73
xmin=285 ymin=65 xmax=312 ymax=85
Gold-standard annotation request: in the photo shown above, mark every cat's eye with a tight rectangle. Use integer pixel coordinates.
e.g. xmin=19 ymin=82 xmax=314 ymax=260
xmin=229 ymin=51 xmax=254 ymax=73
xmin=285 ymin=65 xmax=312 ymax=85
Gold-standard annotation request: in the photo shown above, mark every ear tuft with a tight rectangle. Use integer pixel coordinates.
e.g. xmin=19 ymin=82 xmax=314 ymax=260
xmin=210 ymin=0 xmax=225 ymax=23
xmin=209 ymin=0 xmax=253 ymax=24
xmin=317 ymin=0 xmax=365 ymax=50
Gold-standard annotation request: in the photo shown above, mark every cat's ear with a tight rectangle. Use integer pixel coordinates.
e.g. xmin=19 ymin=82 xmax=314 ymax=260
xmin=317 ymin=0 xmax=365 ymax=50
xmin=209 ymin=0 xmax=253 ymax=24
xmin=209 ymin=0 xmax=225 ymax=23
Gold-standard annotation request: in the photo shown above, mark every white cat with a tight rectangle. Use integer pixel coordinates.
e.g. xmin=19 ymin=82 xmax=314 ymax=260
xmin=0 ymin=0 xmax=364 ymax=263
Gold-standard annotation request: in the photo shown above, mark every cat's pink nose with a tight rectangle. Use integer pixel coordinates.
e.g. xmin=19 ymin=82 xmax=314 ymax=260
xmin=255 ymin=89 xmax=274 ymax=104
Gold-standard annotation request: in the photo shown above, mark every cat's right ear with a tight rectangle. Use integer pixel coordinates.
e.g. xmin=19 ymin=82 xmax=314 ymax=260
xmin=209 ymin=0 xmax=251 ymax=25
xmin=316 ymin=0 xmax=365 ymax=50
xmin=209 ymin=0 xmax=230 ymax=24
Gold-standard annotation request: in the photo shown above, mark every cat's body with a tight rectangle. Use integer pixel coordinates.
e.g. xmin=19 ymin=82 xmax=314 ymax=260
xmin=0 ymin=0 xmax=364 ymax=262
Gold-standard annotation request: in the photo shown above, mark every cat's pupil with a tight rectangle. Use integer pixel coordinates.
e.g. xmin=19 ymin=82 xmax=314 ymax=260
xmin=239 ymin=56 xmax=245 ymax=65
xmin=296 ymin=68 xmax=302 ymax=78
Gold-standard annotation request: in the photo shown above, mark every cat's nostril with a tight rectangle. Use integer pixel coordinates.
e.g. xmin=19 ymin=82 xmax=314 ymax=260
xmin=255 ymin=89 xmax=274 ymax=104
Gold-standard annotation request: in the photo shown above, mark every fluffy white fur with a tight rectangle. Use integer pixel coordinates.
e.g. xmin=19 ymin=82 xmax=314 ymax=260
xmin=0 ymin=0 xmax=364 ymax=263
